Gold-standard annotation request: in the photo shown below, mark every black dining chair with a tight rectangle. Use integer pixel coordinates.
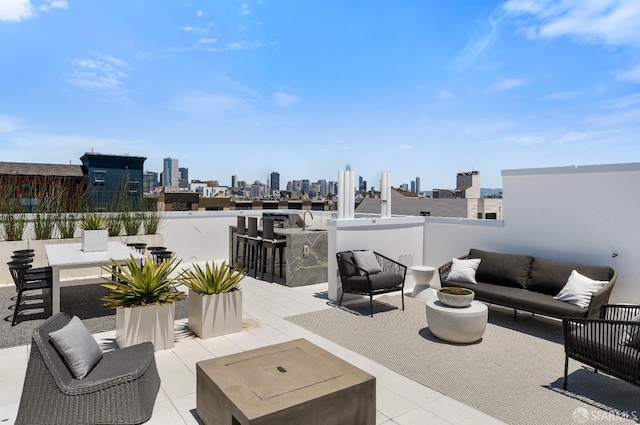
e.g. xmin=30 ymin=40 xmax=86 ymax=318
xmin=7 ymin=261 xmax=53 ymax=326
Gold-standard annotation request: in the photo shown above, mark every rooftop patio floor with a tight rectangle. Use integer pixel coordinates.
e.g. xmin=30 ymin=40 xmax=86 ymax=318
xmin=0 ymin=274 xmax=506 ymax=425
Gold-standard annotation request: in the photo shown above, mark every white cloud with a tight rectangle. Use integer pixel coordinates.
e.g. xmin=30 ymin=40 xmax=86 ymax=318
xmin=0 ymin=0 xmax=32 ymax=21
xmin=614 ymin=64 xmax=640 ymax=84
xmin=0 ymin=115 xmax=20 ymax=132
xmin=451 ymin=16 xmax=499 ymax=70
xmin=399 ymin=144 xmax=411 ymax=150
xmin=491 ymin=78 xmax=527 ymax=91
xmin=272 ymin=92 xmax=298 ymax=107
xmin=173 ymin=92 xmax=252 ymax=115
xmin=242 ymin=4 xmax=251 ymax=15
xmin=196 ymin=10 xmax=206 ymax=17
xmin=40 ymin=0 xmax=68 ymax=12
xmin=197 ymin=38 xmax=217 ymax=45
xmin=542 ymin=91 xmax=580 ymax=100
xmin=503 ymin=0 xmax=640 ymax=46
xmin=556 ymin=132 xmax=588 ymax=143
xmin=65 ymin=54 xmax=129 ymax=93
xmin=180 ymin=26 xmax=196 ymax=32
xmin=503 ymin=134 xmax=545 ymax=145
xmin=438 ymin=90 xmax=453 ymax=99
xmin=603 ymin=92 xmax=640 ymax=109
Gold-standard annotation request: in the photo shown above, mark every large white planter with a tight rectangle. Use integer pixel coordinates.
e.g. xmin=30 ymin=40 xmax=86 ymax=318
xmin=81 ymin=229 xmax=108 ymax=252
xmin=116 ymin=303 xmax=175 ymax=351
xmin=188 ymin=290 xmax=242 ymax=339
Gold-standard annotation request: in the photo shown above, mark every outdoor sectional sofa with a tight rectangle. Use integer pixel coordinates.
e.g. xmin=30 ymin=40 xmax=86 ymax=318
xmin=438 ymin=248 xmax=617 ymax=319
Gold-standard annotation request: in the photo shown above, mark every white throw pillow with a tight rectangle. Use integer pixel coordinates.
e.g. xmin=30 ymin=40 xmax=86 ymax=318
xmin=447 ymin=258 xmax=481 ymax=284
xmin=49 ymin=315 xmax=103 ymax=379
xmin=352 ymin=250 xmax=383 ymax=275
xmin=620 ymin=313 xmax=640 ymax=348
xmin=553 ymin=270 xmax=608 ymax=308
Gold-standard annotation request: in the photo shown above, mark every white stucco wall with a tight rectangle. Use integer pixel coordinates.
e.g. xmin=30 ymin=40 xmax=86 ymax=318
xmin=423 ymin=163 xmax=640 ymax=303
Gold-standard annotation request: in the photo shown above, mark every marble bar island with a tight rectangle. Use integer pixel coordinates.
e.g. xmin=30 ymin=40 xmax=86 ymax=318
xmin=229 ymin=225 xmax=328 ymax=287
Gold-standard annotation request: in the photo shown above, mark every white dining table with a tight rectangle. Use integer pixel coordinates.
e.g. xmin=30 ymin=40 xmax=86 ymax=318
xmin=44 ymin=241 xmax=146 ymax=315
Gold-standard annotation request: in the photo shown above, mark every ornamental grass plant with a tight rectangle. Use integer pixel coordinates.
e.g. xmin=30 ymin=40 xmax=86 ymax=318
xmin=179 ymin=261 xmax=245 ymax=295
xmin=101 ymin=255 xmax=186 ymax=308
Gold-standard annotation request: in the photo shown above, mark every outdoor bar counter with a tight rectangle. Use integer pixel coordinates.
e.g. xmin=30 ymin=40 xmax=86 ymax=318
xmin=229 ymin=225 xmax=328 ymax=287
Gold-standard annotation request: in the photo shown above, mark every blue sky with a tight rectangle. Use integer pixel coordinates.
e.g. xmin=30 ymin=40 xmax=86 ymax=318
xmin=1 ymin=0 xmax=639 ymax=190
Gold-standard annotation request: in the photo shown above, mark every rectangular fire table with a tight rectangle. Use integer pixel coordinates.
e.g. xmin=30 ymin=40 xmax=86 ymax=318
xmin=196 ymin=338 xmax=376 ymax=425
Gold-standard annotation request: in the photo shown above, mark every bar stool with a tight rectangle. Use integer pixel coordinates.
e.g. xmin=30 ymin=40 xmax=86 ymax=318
xmin=147 ymin=246 xmax=167 ymax=262
xmin=260 ymin=219 xmax=286 ymax=282
xmin=126 ymin=242 xmax=147 ymax=254
xmin=243 ymin=217 xmax=262 ymax=277
xmin=234 ymin=216 xmax=248 ymax=268
xmin=155 ymin=250 xmax=173 ymax=264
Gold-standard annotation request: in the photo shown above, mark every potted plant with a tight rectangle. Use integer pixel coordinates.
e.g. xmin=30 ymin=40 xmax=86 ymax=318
xmin=101 ymin=255 xmax=186 ymax=350
xmin=79 ymin=213 xmax=108 ymax=252
xmin=179 ymin=261 xmax=245 ymax=339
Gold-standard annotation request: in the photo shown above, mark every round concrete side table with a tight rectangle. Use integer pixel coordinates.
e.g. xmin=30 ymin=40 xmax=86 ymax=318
xmin=410 ymin=266 xmax=436 ymax=301
xmin=426 ymin=299 xmax=488 ymax=343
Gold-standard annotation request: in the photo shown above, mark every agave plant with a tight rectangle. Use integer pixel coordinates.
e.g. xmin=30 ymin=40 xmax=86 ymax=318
xmin=179 ymin=261 xmax=245 ymax=295
xmin=101 ymin=255 xmax=186 ymax=308
xmin=79 ymin=213 xmax=106 ymax=230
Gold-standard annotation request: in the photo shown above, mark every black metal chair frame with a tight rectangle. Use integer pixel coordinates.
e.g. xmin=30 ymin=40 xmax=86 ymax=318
xmin=243 ymin=217 xmax=262 ymax=277
xmin=7 ymin=261 xmax=53 ymax=326
xmin=336 ymin=250 xmax=407 ymax=317
xmin=16 ymin=312 xmax=161 ymax=424
xmin=234 ymin=216 xmax=248 ymax=269
xmin=260 ymin=218 xmax=286 ymax=282
xmin=562 ymin=304 xmax=640 ymax=390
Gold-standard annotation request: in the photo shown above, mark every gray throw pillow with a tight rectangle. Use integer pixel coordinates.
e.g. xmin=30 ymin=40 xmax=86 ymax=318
xmin=353 ymin=250 xmax=383 ymax=274
xmin=49 ymin=315 xmax=103 ymax=379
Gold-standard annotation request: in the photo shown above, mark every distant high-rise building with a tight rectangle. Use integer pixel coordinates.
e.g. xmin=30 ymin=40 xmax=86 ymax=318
xmin=231 ymin=175 xmax=238 ymax=189
xmin=163 ymin=157 xmax=179 ymax=187
xmin=143 ymin=171 xmax=158 ymax=193
xmin=317 ymin=179 xmax=327 ymax=196
xmin=301 ymin=179 xmax=310 ymax=195
xmin=399 ymin=183 xmax=409 ymax=192
xmin=410 ymin=181 xmax=416 ymax=194
xmin=178 ymin=167 xmax=188 ymax=189
xmin=270 ymin=171 xmax=280 ymax=193
xmin=358 ymin=176 xmax=367 ymax=192
xmin=416 ymin=176 xmax=421 ymax=195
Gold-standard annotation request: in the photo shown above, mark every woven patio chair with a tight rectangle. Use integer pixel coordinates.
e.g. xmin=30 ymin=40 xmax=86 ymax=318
xmin=562 ymin=304 xmax=640 ymax=390
xmin=16 ymin=312 xmax=161 ymax=425
xmin=336 ymin=250 xmax=407 ymax=317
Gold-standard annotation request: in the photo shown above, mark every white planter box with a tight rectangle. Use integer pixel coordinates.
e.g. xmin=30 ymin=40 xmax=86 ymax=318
xmin=116 ymin=303 xmax=175 ymax=351
xmin=81 ymin=229 xmax=108 ymax=252
xmin=188 ymin=290 xmax=242 ymax=339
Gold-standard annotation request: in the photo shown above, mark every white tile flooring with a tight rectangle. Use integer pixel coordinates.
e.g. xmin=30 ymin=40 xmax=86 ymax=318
xmin=0 ymin=275 xmax=507 ymax=425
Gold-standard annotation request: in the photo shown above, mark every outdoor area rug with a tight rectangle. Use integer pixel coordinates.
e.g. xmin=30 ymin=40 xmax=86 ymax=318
xmin=0 ymin=278 xmax=188 ymax=349
xmin=285 ymin=295 xmax=640 ymax=425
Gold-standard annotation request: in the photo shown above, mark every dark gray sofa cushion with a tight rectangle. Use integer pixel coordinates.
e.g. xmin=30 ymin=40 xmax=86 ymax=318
xmin=441 ymin=280 xmax=588 ymax=318
xmin=468 ymin=249 xmax=533 ymax=289
xmin=344 ymin=273 xmax=403 ymax=290
xmin=526 ymin=257 xmax=615 ymax=296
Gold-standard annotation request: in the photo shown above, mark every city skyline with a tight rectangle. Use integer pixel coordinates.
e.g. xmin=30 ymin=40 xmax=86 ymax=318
xmin=1 ymin=1 xmax=639 ymax=189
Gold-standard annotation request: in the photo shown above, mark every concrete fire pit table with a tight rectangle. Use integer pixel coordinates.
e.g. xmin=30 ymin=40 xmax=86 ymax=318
xmin=196 ymin=338 xmax=376 ymax=425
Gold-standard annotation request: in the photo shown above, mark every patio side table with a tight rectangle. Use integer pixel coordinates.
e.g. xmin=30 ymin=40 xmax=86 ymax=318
xmin=426 ymin=299 xmax=488 ymax=343
xmin=410 ymin=265 xmax=436 ymax=301
xmin=196 ymin=338 xmax=376 ymax=425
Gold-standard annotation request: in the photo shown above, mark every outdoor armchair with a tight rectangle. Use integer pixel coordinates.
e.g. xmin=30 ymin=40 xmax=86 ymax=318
xmin=16 ymin=312 xmax=161 ymax=425
xmin=336 ymin=250 xmax=407 ymax=317
xmin=562 ymin=304 xmax=640 ymax=390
